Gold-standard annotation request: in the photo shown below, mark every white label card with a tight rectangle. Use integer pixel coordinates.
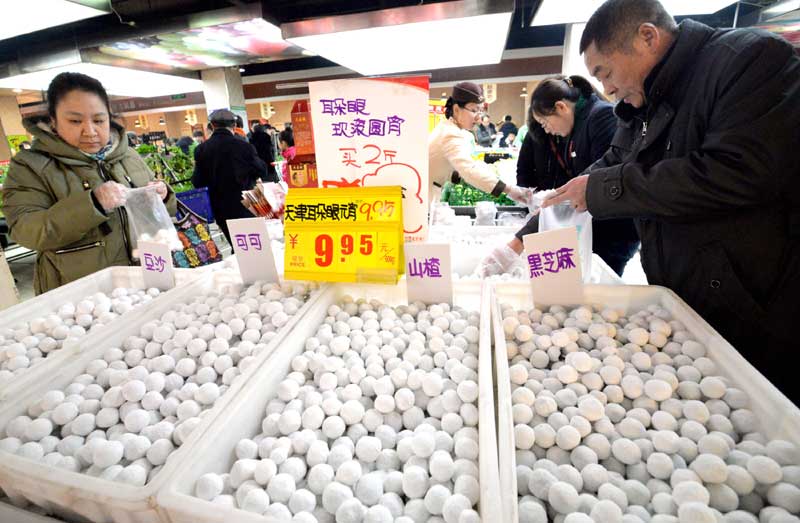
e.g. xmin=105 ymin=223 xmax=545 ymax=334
xmin=522 ymin=226 xmax=584 ymax=306
xmin=227 ymin=217 xmax=279 ymax=284
xmin=404 ymin=243 xmax=452 ymax=305
xmin=139 ymin=241 xmax=175 ymax=291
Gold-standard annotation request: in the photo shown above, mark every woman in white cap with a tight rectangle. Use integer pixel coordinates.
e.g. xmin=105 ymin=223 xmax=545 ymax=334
xmin=429 ymin=82 xmax=531 ymax=205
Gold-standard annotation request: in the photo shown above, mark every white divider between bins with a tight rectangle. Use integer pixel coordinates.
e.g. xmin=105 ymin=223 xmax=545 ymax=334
xmin=489 ymin=284 xmax=519 ymax=523
xmin=0 ymin=266 xmax=204 ymax=403
xmin=158 ymin=280 xmax=503 ymax=523
xmin=491 ymin=282 xmax=800 ymax=523
xmin=0 ymin=271 xmax=326 ymax=523
xmin=477 ymin=281 xmax=504 ymax=523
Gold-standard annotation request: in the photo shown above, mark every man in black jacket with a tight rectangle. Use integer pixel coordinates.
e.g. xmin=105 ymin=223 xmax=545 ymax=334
xmin=192 ymin=109 xmax=268 ymax=246
xmin=545 ymin=0 xmax=800 ymax=403
xmin=249 ymin=124 xmax=280 ymax=182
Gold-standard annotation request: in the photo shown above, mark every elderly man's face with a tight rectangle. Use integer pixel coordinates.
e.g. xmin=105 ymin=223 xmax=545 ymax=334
xmin=583 ymin=25 xmax=665 ymax=109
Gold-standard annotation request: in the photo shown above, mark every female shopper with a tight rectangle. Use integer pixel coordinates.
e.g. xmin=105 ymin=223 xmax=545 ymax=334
xmin=479 ymin=75 xmax=639 ymax=276
xmin=429 ymin=82 xmax=531 ymax=205
xmin=2 ymin=72 xmax=175 ymax=294
xmin=278 ymin=127 xmax=296 ymax=182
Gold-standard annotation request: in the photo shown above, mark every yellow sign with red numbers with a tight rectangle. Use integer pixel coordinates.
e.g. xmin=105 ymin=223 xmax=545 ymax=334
xmin=283 ymin=187 xmax=405 ymax=283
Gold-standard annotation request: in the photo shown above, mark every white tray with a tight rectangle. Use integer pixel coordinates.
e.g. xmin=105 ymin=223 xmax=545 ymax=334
xmin=491 ymin=283 xmax=800 ymax=523
xmin=0 ymin=267 xmax=205 ymax=403
xmin=157 ymin=280 xmax=504 ymax=523
xmin=0 ymin=271 xmax=326 ymax=523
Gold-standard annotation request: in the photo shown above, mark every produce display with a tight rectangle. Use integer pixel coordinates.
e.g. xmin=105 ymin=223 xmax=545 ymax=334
xmin=137 ymin=145 xmax=194 ymax=194
xmin=441 ymin=181 xmax=516 ymax=207
xmin=0 ymin=279 xmax=316 ymax=487
xmin=499 ymin=301 xmax=800 ymax=523
xmin=0 ymin=288 xmax=161 ymax=387
xmin=193 ymin=296 xmax=483 ymax=523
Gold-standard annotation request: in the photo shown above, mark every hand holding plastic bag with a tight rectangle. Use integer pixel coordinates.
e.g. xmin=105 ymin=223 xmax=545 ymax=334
xmin=505 ymin=185 xmax=534 ymax=206
xmin=476 ymin=244 xmax=520 ymax=278
xmin=124 ymin=186 xmax=181 ymax=257
xmin=93 ymin=182 xmax=128 ymax=212
xmin=539 ymin=200 xmax=593 ymax=281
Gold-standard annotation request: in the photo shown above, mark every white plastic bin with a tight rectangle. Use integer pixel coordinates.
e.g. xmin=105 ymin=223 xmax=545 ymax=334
xmin=157 ymin=280 xmax=504 ymax=523
xmin=0 ymin=267 xmax=204 ymax=402
xmin=0 ymin=271 xmax=325 ymax=523
xmin=491 ymin=283 xmax=800 ymax=523
xmin=0 ymin=500 xmax=67 ymax=523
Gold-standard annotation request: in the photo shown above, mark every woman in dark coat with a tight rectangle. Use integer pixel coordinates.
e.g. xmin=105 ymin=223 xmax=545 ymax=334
xmin=480 ymin=75 xmax=639 ymax=276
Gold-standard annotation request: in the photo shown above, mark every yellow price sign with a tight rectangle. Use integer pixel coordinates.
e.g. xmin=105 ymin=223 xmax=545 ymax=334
xmin=283 ymin=186 xmax=404 ymax=283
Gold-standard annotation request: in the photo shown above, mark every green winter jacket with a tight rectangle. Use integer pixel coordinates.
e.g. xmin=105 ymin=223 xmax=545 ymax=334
xmin=1 ymin=120 xmax=176 ymax=294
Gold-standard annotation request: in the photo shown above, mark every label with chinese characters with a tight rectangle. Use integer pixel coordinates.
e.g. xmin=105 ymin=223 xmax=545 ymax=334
xmin=404 ymin=243 xmax=452 ymax=305
xmin=522 ymin=227 xmax=584 ymax=306
xmin=284 ymin=186 xmax=404 ymax=283
xmin=139 ymin=241 xmax=175 ymax=290
xmin=227 ymin=217 xmax=279 ymax=284
xmin=308 ymin=77 xmax=429 ymax=243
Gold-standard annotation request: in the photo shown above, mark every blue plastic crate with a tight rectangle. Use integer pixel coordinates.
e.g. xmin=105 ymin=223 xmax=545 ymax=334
xmin=176 ymin=187 xmax=214 ymax=223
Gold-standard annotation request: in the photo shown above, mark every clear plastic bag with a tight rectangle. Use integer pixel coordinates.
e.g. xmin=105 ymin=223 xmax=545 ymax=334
xmin=474 ymin=201 xmax=497 ymax=226
xmin=538 ymin=201 xmax=593 ymax=282
xmin=124 ymin=186 xmax=181 ymax=257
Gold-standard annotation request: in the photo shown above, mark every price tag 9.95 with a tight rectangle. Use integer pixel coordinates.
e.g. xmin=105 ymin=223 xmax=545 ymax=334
xmin=283 ymin=186 xmax=404 ymax=283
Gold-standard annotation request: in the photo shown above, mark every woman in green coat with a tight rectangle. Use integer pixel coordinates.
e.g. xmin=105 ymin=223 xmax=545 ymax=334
xmin=2 ymin=72 xmax=176 ymax=294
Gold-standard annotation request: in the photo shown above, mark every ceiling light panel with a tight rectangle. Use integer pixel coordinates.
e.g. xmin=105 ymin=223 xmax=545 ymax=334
xmin=0 ymin=63 xmax=202 ymax=98
xmin=287 ymin=12 xmax=512 ymax=76
xmin=532 ymin=0 xmax=737 ymax=26
xmin=1 ymin=0 xmax=107 ymax=40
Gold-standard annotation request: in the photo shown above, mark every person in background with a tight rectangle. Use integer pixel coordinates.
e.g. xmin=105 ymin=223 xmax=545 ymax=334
xmin=474 ymin=114 xmax=497 ymax=147
xmin=428 ymin=82 xmax=531 ymax=205
xmin=513 ymin=123 xmax=529 ymax=148
xmin=278 ymin=128 xmax=296 ymax=183
xmin=192 ymin=130 xmax=205 ymax=144
xmin=126 ymin=131 xmax=140 ymax=148
xmin=192 ymin=109 xmax=267 ymax=246
xmin=479 ymin=75 xmax=639 ymax=276
xmin=250 ymin=123 xmax=280 ymax=183
xmin=175 ymin=135 xmax=194 ymax=155
xmin=233 ymin=115 xmax=247 ymax=140
xmin=498 ymin=115 xmax=518 ymax=148
xmin=544 ymin=0 xmax=800 ymax=402
xmin=2 ymin=72 xmax=175 ymax=294
xmin=515 ymin=108 xmax=566 ymax=191
xmin=247 ymin=119 xmax=260 ymax=141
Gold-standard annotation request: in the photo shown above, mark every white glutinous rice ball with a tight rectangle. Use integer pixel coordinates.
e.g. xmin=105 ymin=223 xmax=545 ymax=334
xmin=93 ymin=440 xmax=124 ymax=469
xmin=322 ymin=482 xmax=353 ymax=514
xmin=24 ymin=418 xmax=53 ymax=442
xmin=267 ymin=473 xmax=296 ymax=503
xmin=442 ymin=493 xmax=472 ymax=523
xmin=677 ymin=502 xmax=716 ymax=523
xmin=548 ymin=481 xmax=580 ymax=514
xmin=672 ymin=481 xmax=710 ymax=506
xmin=196 ymin=473 xmax=224 ymax=501
xmin=747 ymin=455 xmax=783 ymax=485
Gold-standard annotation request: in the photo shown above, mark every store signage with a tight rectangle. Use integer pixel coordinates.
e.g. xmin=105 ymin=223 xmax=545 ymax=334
xmin=283 ymin=186 xmax=404 ymax=283
xmin=308 ymin=76 xmax=430 ymax=242
xmin=404 ymin=243 xmax=452 ymax=305
xmin=522 ymin=227 xmax=584 ymax=306
xmin=227 ymin=217 xmax=279 ymax=284
xmin=139 ymin=241 xmax=175 ymax=290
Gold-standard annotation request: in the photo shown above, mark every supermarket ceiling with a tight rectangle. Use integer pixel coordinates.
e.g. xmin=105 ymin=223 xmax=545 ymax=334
xmin=0 ymin=0 xmax=790 ymax=85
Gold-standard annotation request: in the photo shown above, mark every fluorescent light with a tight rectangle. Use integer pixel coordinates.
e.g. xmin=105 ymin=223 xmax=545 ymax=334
xmin=287 ymin=12 xmax=511 ymax=76
xmin=1 ymin=0 xmax=107 ymax=40
xmin=532 ymin=0 xmax=736 ymax=26
xmin=763 ymin=0 xmax=800 ymax=19
xmin=0 ymin=63 xmax=202 ymax=98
